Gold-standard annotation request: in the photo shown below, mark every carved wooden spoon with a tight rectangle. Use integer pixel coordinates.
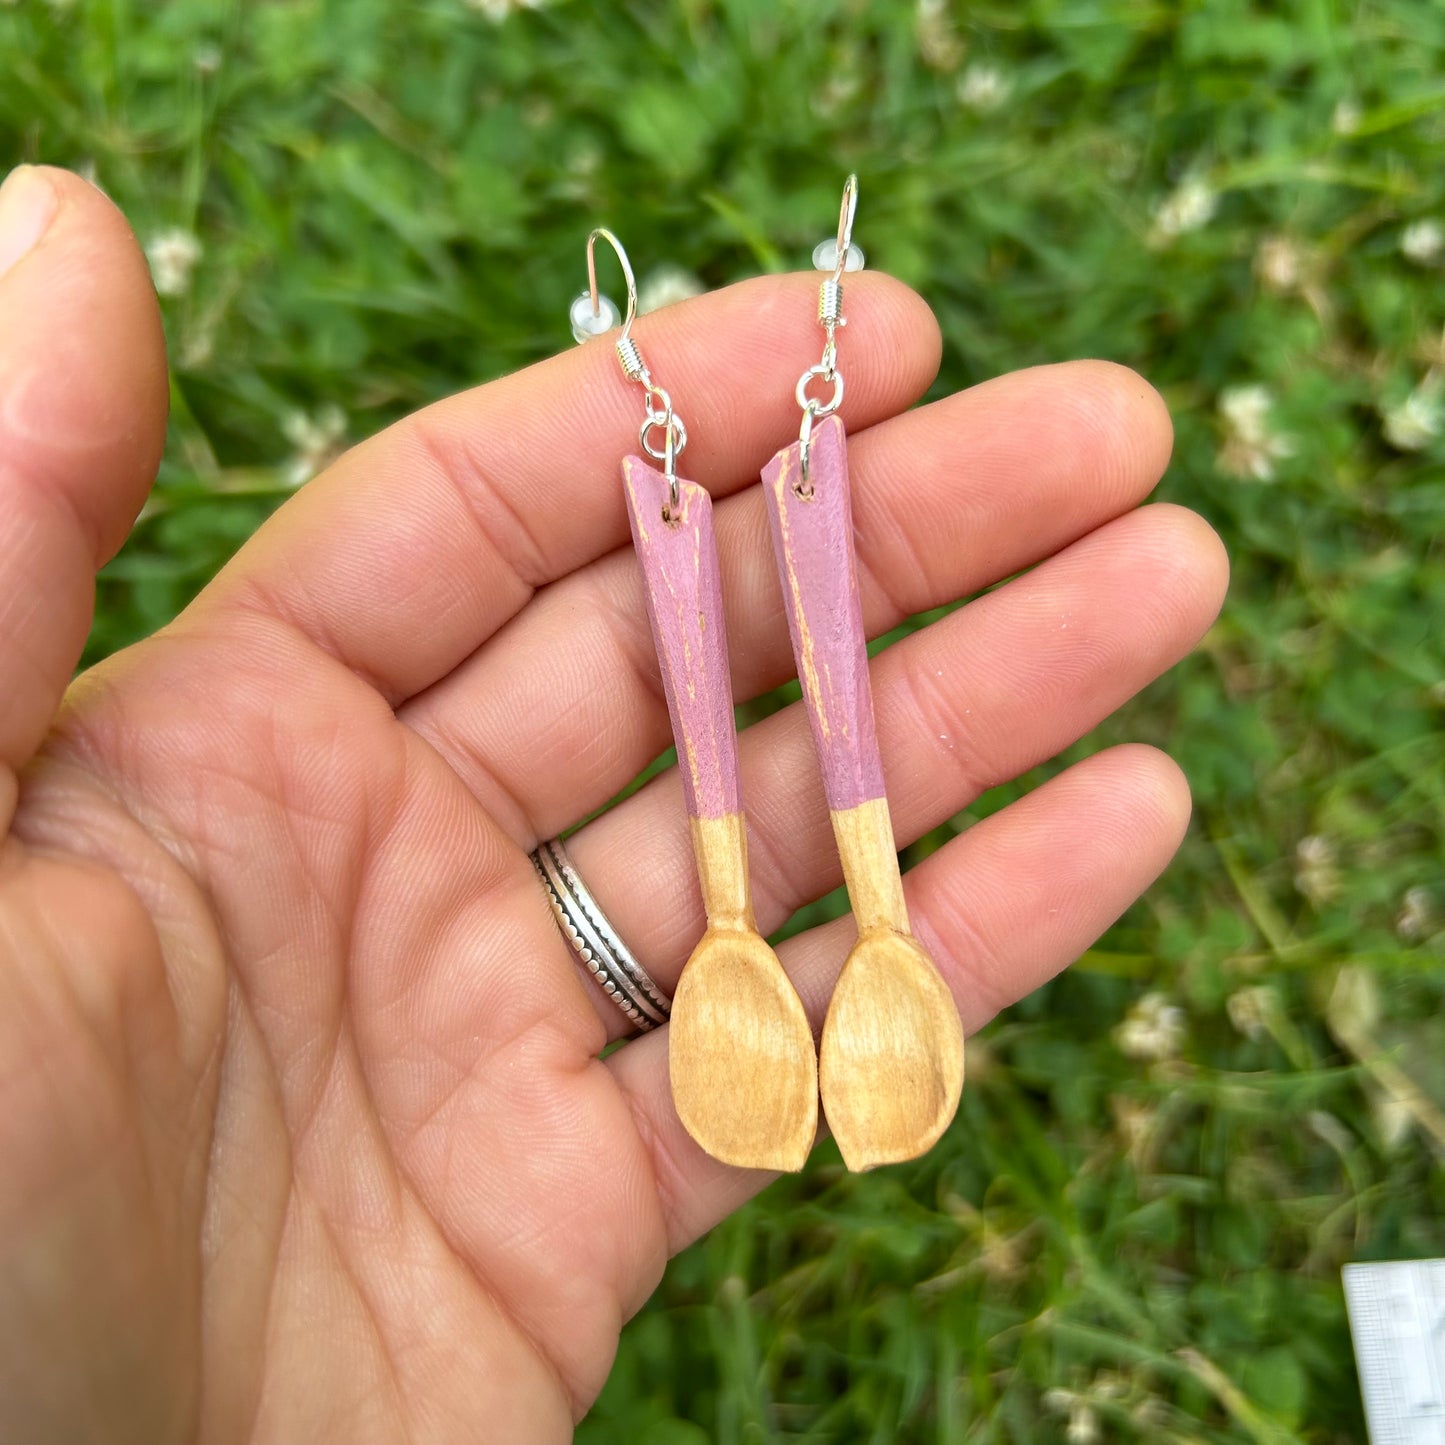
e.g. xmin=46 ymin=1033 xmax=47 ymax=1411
xmin=624 ymin=457 xmax=818 ymax=1173
xmin=762 ymin=415 xmax=964 ymax=1171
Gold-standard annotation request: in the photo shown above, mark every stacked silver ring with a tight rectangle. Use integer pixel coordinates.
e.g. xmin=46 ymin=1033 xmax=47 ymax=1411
xmin=530 ymin=837 xmax=672 ymax=1032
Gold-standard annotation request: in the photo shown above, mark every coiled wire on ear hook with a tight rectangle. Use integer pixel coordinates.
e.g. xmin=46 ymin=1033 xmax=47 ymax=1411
xmin=571 ymin=227 xmax=687 ymax=520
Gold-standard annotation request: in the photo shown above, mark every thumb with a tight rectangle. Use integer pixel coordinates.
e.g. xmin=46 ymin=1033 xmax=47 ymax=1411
xmin=0 ymin=165 xmax=168 ymax=806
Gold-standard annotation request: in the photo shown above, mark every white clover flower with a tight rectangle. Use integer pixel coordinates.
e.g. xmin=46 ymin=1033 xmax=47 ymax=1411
xmin=637 ymin=265 xmax=705 ymax=315
xmin=193 ymin=43 xmax=222 ymax=75
xmin=1255 ymin=234 xmax=1303 ymax=293
xmin=1227 ymin=985 xmax=1276 ymax=1041
xmin=1401 ymin=219 xmax=1445 ymax=265
xmin=1332 ymin=97 xmax=1362 ymax=136
xmin=1115 ymin=993 xmax=1186 ymax=1061
xmin=1066 ymin=1401 xmax=1100 ymax=1444
xmin=957 ymin=63 xmax=1010 ymax=112
xmin=1152 ymin=176 xmax=1217 ymax=241
xmin=1397 ymin=887 xmax=1432 ymax=942
xmin=1294 ymin=834 xmax=1340 ymax=905
xmin=1218 ymin=432 xmax=1289 ymax=481
xmin=145 ymin=228 xmax=203 ymax=298
xmin=1217 ymin=384 xmax=1294 ymax=481
xmin=1382 ymin=382 xmax=1444 ymax=452
xmin=1219 ymin=384 xmax=1273 ymax=435
xmin=915 ymin=0 xmax=964 ymax=72
xmin=282 ymin=404 xmax=347 ymax=486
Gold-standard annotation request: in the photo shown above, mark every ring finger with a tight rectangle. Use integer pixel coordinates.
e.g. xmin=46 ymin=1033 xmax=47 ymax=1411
xmin=549 ymin=500 xmax=1227 ymax=1039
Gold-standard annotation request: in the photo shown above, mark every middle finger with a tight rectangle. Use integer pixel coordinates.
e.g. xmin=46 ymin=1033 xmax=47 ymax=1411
xmin=401 ymin=361 xmax=1173 ymax=841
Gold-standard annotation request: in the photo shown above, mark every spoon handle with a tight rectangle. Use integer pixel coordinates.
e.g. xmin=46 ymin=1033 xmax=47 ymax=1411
xmin=623 ymin=457 xmax=752 ymax=931
xmin=761 ymin=414 xmax=908 ymax=935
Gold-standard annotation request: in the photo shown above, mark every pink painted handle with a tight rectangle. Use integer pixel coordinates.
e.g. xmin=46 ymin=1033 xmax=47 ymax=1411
xmin=761 ymin=415 xmax=885 ymax=813
xmin=623 ymin=456 xmax=741 ymax=820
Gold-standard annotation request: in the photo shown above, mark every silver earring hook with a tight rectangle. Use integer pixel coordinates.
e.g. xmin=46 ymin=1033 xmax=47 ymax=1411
xmin=832 ymin=173 xmax=859 ymax=285
xmin=571 ymin=226 xmax=687 ymax=520
xmin=797 ymin=176 xmax=857 ymax=493
xmin=587 ymin=226 xmax=638 ymax=336
xmin=570 ymin=227 xmax=633 ymax=343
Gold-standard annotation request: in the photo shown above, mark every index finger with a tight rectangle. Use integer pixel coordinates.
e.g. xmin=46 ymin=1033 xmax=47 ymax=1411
xmin=198 ymin=272 xmax=941 ymax=704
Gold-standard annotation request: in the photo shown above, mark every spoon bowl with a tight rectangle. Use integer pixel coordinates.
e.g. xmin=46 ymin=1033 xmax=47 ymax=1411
xmin=670 ymin=927 xmax=818 ymax=1173
xmin=819 ymin=928 xmax=964 ymax=1172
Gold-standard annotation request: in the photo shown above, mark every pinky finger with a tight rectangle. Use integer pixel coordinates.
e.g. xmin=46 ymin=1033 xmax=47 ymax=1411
xmin=607 ymin=743 xmax=1192 ymax=1254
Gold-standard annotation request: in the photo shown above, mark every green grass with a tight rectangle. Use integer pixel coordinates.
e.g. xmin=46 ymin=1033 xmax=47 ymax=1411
xmin=5 ymin=0 xmax=1445 ymax=1439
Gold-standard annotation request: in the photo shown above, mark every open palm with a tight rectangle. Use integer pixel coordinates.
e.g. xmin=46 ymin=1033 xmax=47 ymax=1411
xmin=0 ymin=169 xmax=1227 ymax=1442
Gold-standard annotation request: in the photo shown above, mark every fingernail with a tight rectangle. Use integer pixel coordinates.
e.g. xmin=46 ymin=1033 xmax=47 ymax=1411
xmin=0 ymin=166 xmax=59 ymax=280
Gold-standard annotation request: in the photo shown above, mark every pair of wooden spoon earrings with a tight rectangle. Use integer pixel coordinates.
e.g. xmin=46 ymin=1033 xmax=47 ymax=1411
xmin=571 ymin=178 xmax=964 ymax=1173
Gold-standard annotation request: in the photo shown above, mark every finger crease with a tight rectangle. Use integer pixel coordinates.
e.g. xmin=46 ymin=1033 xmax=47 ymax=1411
xmin=888 ymin=644 xmax=990 ymax=804
xmin=411 ymin=420 xmax=556 ymax=594
xmin=743 ymin=791 xmax=821 ymax=931
xmin=581 ymin=570 xmax=672 ymax=720
xmin=851 ymin=499 xmax=923 ymax=627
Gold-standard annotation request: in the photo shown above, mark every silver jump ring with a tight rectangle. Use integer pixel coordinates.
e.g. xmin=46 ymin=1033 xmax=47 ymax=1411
xmin=531 ymin=837 xmax=672 ymax=1033
xmin=640 ymin=412 xmax=685 ymax=518
xmin=795 ymin=364 xmax=844 ymax=419
xmin=641 ymin=412 xmax=687 ymax=466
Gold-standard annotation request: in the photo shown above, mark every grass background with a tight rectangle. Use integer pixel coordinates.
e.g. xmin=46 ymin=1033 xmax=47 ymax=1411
xmin=4 ymin=0 xmax=1445 ymax=1439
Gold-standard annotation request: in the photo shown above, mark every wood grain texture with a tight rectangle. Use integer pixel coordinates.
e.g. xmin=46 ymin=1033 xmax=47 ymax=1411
xmin=822 ymin=800 xmax=963 ymax=1171
xmin=673 ymin=819 xmax=817 ymax=1172
xmin=689 ymin=814 xmax=753 ymax=929
xmin=760 ymin=414 xmax=885 ymax=812
xmin=817 ymin=909 xmax=965 ymax=1174
xmin=623 ymin=456 xmax=740 ymax=820
xmin=624 ymin=457 xmax=818 ymax=1171
xmin=831 ymin=795 xmax=909 ymax=935
xmin=762 ymin=425 xmax=965 ymax=1172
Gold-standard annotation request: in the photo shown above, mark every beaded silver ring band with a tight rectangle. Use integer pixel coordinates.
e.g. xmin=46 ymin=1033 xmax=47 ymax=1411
xmin=530 ymin=836 xmax=672 ymax=1033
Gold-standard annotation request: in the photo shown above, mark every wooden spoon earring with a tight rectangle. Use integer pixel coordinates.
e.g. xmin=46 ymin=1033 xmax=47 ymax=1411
xmin=573 ymin=230 xmax=818 ymax=1171
xmin=760 ymin=179 xmax=965 ymax=1171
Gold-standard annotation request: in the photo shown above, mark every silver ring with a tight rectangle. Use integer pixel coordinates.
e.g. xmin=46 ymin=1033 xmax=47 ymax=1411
xmin=530 ymin=837 xmax=671 ymax=1032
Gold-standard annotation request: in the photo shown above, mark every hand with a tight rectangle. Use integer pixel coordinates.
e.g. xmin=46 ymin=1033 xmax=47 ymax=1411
xmin=0 ymin=168 xmax=1227 ymax=1442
